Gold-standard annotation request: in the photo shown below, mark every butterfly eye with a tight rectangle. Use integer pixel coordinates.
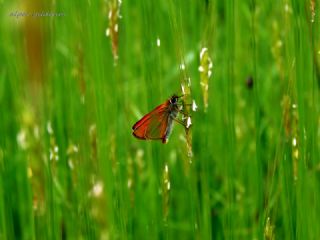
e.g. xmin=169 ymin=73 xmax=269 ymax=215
xmin=170 ymin=96 xmax=179 ymax=104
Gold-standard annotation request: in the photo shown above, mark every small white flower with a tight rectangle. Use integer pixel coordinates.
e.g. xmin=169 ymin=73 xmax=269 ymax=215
xmin=192 ymin=100 xmax=198 ymax=112
xmin=187 ymin=77 xmax=191 ymax=86
xmin=165 ymin=164 xmax=168 ymax=173
xmin=186 ymin=117 xmax=192 ymax=128
xmin=106 ymin=28 xmax=110 ymax=37
xmin=17 ymin=129 xmax=27 ymax=149
xmin=68 ymin=159 xmax=74 ymax=170
xmin=200 ymin=47 xmax=208 ymax=59
xmin=200 ymin=82 xmax=209 ymax=90
xmin=92 ymin=181 xmax=104 ymax=197
xmin=73 ymin=145 xmax=79 ymax=153
xmin=156 ymin=38 xmax=160 ymax=47
xmin=181 ymin=84 xmax=185 ymax=94
xmin=292 ymin=138 xmax=297 ymax=147
xmin=180 ymin=63 xmax=185 ymax=70
xmin=198 ymin=66 xmax=204 ymax=72
xmin=47 ymin=121 xmax=53 ymax=134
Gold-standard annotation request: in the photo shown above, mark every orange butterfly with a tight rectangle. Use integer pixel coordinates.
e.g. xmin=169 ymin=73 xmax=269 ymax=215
xmin=132 ymin=95 xmax=185 ymax=144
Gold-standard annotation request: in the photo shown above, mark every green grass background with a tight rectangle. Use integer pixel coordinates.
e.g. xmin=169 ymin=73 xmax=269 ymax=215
xmin=1 ymin=0 xmax=320 ymax=239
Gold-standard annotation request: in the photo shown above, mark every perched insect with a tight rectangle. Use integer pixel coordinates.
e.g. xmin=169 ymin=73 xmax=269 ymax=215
xmin=132 ymin=94 xmax=186 ymax=144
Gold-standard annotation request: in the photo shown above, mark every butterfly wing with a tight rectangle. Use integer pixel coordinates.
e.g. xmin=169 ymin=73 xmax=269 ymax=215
xmin=132 ymin=102 xmax=170 ymax=141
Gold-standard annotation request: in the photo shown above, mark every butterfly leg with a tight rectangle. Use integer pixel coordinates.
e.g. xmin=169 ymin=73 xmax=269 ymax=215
xmin=177 ymin=103 xmax=192 ymax=115
xmin=173 ymin=118 xmax=187 ymax=127
xmin=177 ymin=109 xmax=189 ymax=117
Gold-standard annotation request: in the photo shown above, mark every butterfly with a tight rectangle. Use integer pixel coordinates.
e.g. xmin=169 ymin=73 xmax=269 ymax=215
xmin=132 ymin=95 xmax=186 ymax=144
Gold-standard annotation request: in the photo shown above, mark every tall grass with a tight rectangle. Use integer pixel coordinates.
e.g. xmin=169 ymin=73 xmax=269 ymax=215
xmin=1 ymin=0 xmax=320 ymax=239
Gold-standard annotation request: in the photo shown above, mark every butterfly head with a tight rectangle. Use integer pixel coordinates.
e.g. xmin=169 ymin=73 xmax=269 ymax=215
xmin=169 ymin=94 xmax=182 ymax=105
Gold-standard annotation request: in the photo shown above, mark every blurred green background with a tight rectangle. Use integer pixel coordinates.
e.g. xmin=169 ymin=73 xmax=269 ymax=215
xmin=1 ymin=0 xmax=320 ymax=239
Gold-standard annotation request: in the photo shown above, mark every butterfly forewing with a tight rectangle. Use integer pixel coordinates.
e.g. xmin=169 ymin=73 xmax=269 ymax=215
xmin=132 ymin=102 xmax=170 ymax=140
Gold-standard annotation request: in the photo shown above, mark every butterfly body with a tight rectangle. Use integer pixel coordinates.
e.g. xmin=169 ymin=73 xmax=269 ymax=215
xmin=132 ymin=95 xmax=181 ymax=144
